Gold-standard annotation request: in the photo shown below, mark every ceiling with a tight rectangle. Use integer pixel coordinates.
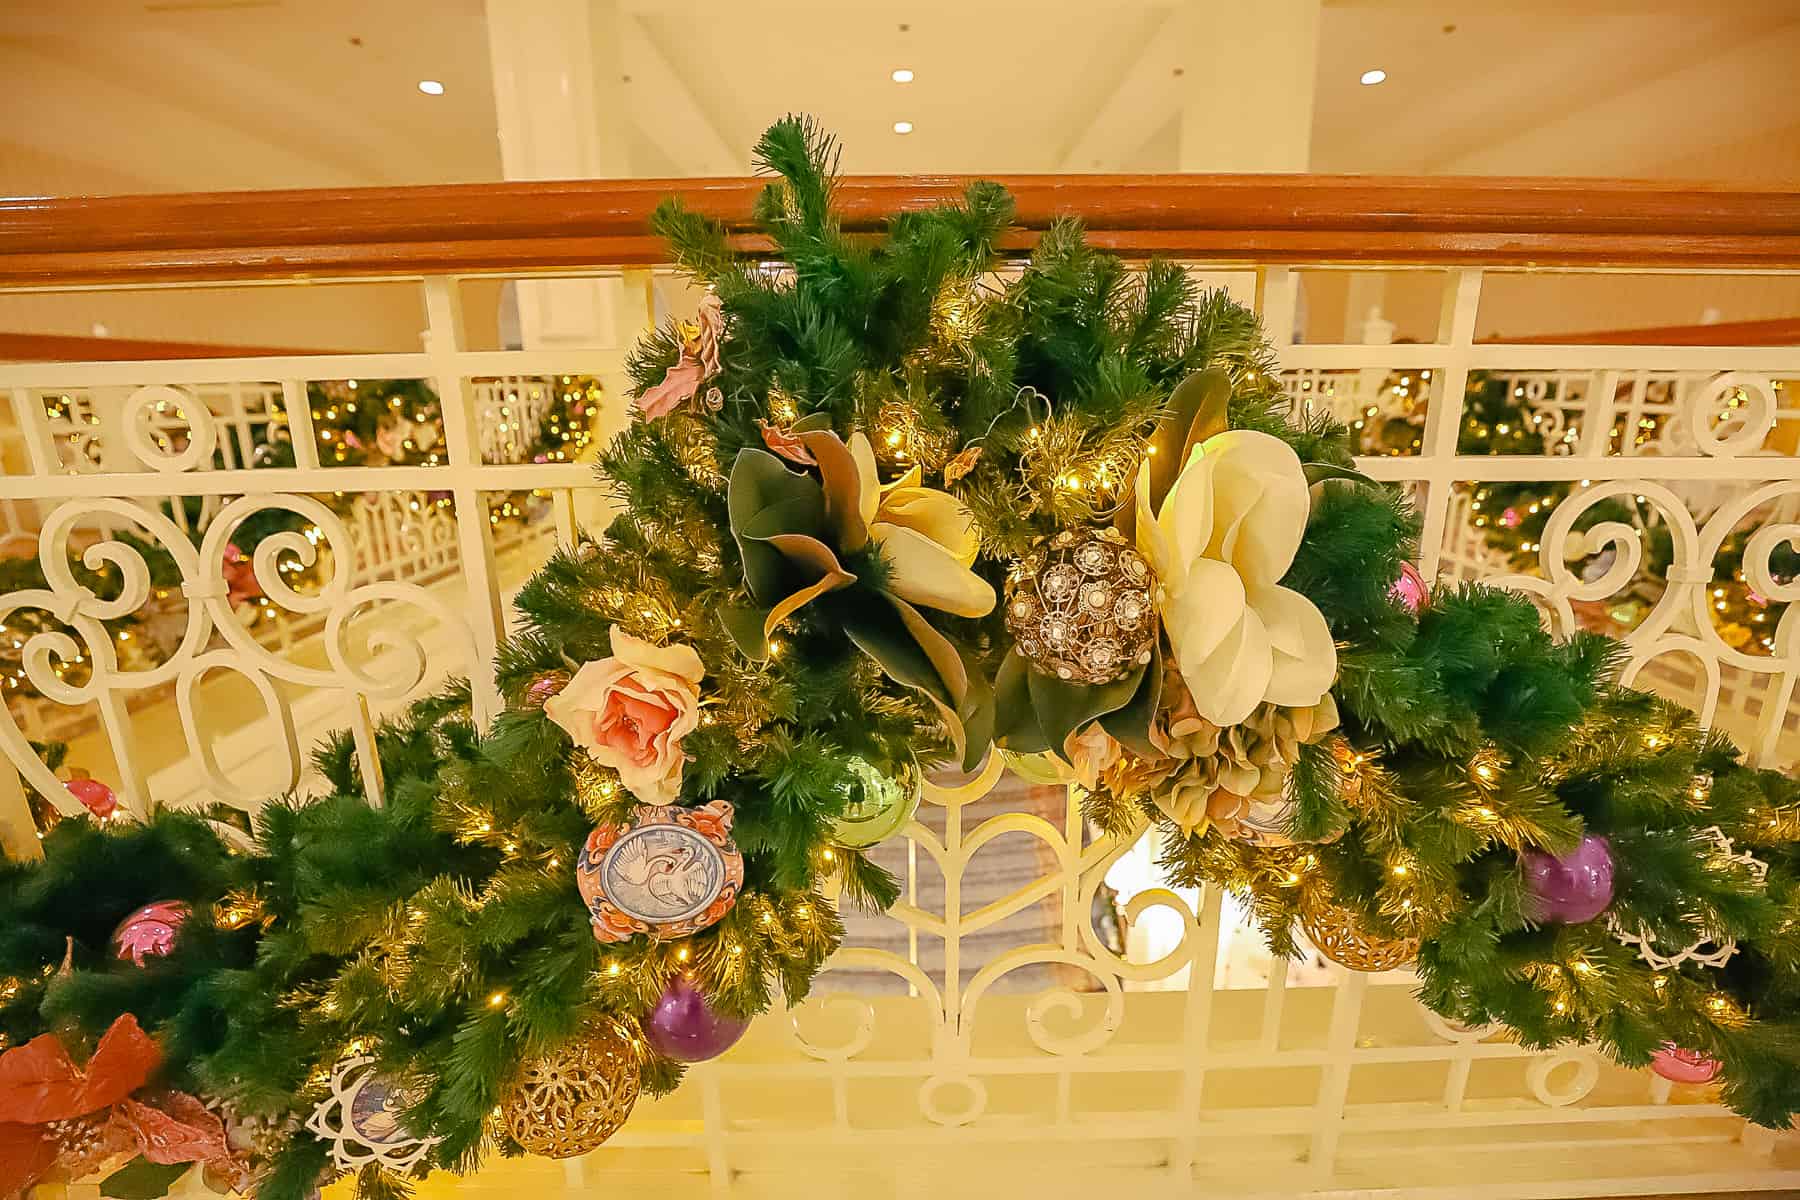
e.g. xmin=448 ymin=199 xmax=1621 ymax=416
xmin=1 ymin=0 xmax=1798 ymax=197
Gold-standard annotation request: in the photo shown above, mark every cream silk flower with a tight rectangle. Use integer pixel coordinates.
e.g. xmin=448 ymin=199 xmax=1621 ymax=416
xmin=1134 ymin=429 xmax=1336 ymax=728
xmin=849 ymin=432 xmax=995 ymax=618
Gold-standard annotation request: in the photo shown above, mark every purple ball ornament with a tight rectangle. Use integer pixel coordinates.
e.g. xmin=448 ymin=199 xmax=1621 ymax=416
xmin=645 ymin=976 xmax=749 ymax=1063
xmin=1522 ymin=835 xmax=1615 ymax=924
xmin=1389 ymin=561 xmax=1429 ymax=615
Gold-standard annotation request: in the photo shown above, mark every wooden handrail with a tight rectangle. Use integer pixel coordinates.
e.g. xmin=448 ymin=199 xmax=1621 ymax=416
xmin=1478 ymin=316 xmax=1800 ymax=346
xmin=0 ymin=331 xmax=348 ymax=362
xmin=2 ymin=174 xmax=1798 ymax=286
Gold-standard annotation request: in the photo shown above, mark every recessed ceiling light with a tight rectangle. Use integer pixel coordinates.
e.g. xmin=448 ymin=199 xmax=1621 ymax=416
xmin=893 ymin=120 xmax=914 ymax=135
xmin=891 ymin=68 xmax=914 ymax=83
xmin=1359 ymin=69 xmax=1387 ymax=86
xmin=418 ymin=79 xmax=445 ymax=96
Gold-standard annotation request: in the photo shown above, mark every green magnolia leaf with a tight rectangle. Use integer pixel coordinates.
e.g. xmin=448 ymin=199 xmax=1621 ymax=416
xmin=841 ymin=595 xmax=982 ymax=765
xmin=727 ymin=448 xmax=827 ymax=604
xmin=1303 ymin=462 xmax=1377 ymax=488
xmin=842 ymin=598 xmax=953 ymax=707
xmin=792 ymin=412 xmax=834 ymax=433
xmin=100 ymin=1157 xmax=191 ymax=1200
xmin=954 ymin=645 xmax=996 ymax=773
xmin=1147 ymin=367 xmax=1230 ymax=510
xmin=992 ymin=651 xmax=1049 ymax=753
xmin=1027 ymin=660 xmax=1148 ymax=759
xmin=719 ymin=605 xmax=772 ymax=659
xmin=1099 ymin=639 xmax=1164 ymax=759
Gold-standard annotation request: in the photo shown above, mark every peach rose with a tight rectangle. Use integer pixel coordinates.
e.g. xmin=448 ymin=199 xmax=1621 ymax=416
xmin=544 ymin=627 xmax=705 ymax=805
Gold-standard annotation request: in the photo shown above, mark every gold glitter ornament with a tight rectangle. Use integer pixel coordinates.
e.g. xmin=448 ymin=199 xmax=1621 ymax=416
xmin=1004 ymin=527 xmax=1158 ymax=684
xmin=501 ymin=1024 xmax=642 ymax=1158
xmin=1301 ymin=897 xmax=1418 ymax=972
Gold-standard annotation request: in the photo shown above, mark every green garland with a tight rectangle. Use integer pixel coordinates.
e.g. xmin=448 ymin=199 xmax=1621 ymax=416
xmin=1 ymin=119 xmax=1797 ymax=1200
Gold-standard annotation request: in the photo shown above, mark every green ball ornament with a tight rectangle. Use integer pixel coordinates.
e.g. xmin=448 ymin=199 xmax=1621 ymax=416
xmin=831 ymin=757 xmax=920 ymax=848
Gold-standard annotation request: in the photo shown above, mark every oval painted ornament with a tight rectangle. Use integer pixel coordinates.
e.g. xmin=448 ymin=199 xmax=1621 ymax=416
xmin=576 ymin=800 xmax=743 ymax=943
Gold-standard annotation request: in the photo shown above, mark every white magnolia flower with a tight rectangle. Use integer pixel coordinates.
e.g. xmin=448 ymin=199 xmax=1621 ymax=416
xmin=1134 ymin=429 xmax=1336 ymax=728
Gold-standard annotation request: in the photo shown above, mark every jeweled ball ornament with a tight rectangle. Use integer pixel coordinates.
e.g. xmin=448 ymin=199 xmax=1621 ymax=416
xmin=1004 ymin=527 xmax=1158 ymax=685
xmin=1522 ymin=834 xmax=1614 ymax=924
xmin=645 ymin=976 xmax=749 ymax=1062
xmin=501 ymin=1024 xmax=641 ymax=1158
xmin=111 ymin=900 xmax=190 ymax=966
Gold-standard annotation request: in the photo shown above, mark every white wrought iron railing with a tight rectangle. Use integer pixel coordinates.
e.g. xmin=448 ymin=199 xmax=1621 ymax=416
xmin=0 ymin=175 xmax=1797 ymax=1197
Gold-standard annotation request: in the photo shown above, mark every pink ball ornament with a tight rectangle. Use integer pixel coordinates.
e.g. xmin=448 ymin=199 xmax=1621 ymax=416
xmin=525 ymin=674 xmax=565 ymax=707
xmin=1499 ymin=507 xmax=1523 ymax=528
xmin=64 ymin=777 xmax=118 ymax=820
xmin=1650 ymin=1043 xmax=1721 ymax=1085
xmin=112 ymin=900 xmax=190 ymax=966
xmin=1522 ymin=835 xmax=1614 ymax=925
xmin=644 ymin=976 xmax=748 ymax=1063
xmin=1389 ymin=562 xmax=1429 ymax=615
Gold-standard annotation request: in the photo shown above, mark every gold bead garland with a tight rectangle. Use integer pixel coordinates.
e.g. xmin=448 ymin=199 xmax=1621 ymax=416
xmin=501 ymin=1024 xmax=641 ymax=1158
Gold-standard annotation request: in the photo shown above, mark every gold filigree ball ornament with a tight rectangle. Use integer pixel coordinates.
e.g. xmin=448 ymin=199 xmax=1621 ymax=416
xmin=501 ymin=1023 xmax=642 ymax=1159
xmin=1004 ymin=527 xmax=1158 ymax=685
xmin=1300 ymin=896 xmax=1418 ymax=972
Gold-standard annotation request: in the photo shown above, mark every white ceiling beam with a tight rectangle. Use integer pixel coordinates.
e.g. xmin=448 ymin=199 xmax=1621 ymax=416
xmin=621 ymin=16 xmax=747 ymax=175
xmin=1057 ymin=9 xmax=1182 ymax=171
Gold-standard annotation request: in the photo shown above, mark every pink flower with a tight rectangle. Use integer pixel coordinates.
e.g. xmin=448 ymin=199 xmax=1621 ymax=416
xmin=635 ymin=294 xmax=725 ymax=420
xmin=544 ymin=627 xmax=705 ymax=805
xmin=637 ymin=359 xmax=705 ymax=419
xmin=375 ymin=415 xmax=409 ymax=460
xmin=222 ymin=544 xmax=263 ymax=605
xmin=757 ymin=419 xmax=816 ymax=465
